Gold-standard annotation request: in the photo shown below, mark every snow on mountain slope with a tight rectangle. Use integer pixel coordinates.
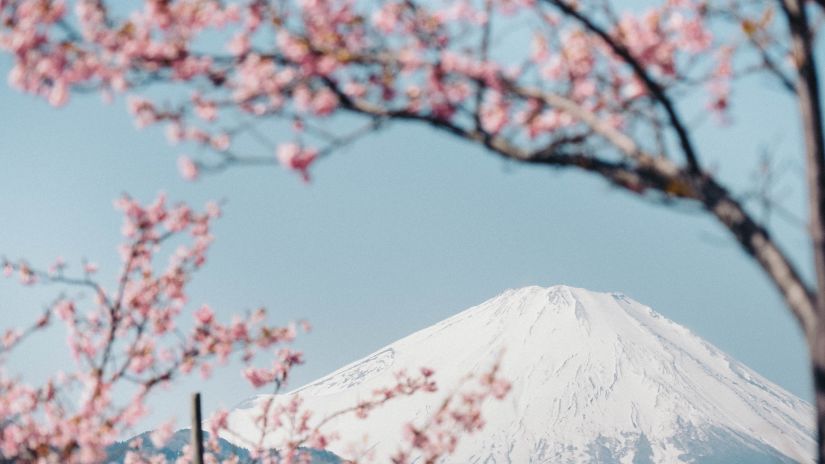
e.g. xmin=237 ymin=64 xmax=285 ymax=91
xmin=224 ymin=285 xmax=815 ymax=463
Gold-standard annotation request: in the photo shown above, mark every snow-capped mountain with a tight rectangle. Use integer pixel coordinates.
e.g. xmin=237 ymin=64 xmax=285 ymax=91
xmin=225 ymin=285 xmax=815 ymax=463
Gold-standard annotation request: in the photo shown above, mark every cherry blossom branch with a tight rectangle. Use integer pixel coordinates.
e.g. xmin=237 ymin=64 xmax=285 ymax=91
xmin=0 ymin=193 xmax=308 ymax=463
xmin=202 ymin=362 xmax=509 ymax=464
xmin=540 ymin=0 xmax=702 ymax=172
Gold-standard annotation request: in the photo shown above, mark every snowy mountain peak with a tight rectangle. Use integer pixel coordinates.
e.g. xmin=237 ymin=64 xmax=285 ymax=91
xmin=226 ymin=286 xmax=815 ymax=463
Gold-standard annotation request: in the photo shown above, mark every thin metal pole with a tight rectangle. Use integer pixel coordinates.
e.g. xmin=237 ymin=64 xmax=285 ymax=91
xmin=191 ymin=392 xmax=205 ymax=464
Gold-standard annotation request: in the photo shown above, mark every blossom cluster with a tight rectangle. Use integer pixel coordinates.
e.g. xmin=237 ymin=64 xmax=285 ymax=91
xmin=390 ymin=362 xmax=510 ymax=464
xmin=0 ymin=0 xmax=754 ymax=181
xmin=0 ymin=193 xmax=510 ymax=463
xmin=201 ymin=364 xmax=509 ymax=464
xmin=0 ymin=194 xmax=306 ymax=463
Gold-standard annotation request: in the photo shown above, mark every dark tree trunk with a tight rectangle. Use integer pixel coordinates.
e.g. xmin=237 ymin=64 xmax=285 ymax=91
xmin=775 ymin=0 xmax=825 ymax=459
xmin=810 ymin=332 xmax=825 ymax=463
xmin=191 ymin=393 xmax=205 ymax=464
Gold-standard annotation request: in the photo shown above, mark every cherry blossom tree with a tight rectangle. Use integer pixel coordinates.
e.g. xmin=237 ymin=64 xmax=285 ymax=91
xmin=0 ymin=0 xmax=823 ymax=459
xmin=0 ymin=193 xmax=305 ymax=462
xmin=0 ymin=193 xmax=510 ymax=463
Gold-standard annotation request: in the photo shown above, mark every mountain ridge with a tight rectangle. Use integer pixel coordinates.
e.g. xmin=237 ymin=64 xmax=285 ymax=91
xmin=225 ymin=285 xmax=815 ymax=463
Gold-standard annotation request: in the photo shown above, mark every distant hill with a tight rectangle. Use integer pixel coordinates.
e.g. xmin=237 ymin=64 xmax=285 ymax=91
xmin=106 ymin=430 xmax=340 ymax=463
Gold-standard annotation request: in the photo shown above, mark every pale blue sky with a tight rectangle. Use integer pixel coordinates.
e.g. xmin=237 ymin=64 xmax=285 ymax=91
xmin=0 ymin=44 xmax=815 ymax=432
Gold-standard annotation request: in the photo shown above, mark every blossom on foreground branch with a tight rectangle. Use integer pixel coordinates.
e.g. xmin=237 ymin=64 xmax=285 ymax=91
xmin=0 ymin=194 xmax=510 ymax=464
xmin=390 ymin=362 xmax=510 ymax=464
xmin=0 ymin=194 xmax=306 ymax=463
xmin=201 ymin=361 xmax=509 ymax=464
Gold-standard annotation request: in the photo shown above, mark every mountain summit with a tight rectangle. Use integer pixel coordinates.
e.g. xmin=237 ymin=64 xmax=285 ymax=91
xmin=225 ymin=285 xmax=814 ymax=463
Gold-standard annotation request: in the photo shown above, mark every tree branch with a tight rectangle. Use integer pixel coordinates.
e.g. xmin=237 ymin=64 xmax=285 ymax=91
xmin=697 ymin=177 xmax=818 ymax=339
xmin=322 ymin=69 xmax=818 ymax=339
xmin=541 ymin=0 xmax=702 ymax=173
xmin=780 ymin=0 xmax=825 ymax=311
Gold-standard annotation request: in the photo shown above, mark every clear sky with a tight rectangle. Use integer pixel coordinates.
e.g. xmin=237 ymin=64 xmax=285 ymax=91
xmin=0 ymin=44 xmax=815 ymax=433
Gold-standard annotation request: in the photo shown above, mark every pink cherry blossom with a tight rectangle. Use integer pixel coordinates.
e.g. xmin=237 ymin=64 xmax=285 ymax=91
xmin=48 ymin=81 xmax=69 ymax=107
xmin=194 ymin=304 xmax=215 ymax=325
xmin=210 ymin=133 xmax=231 ymax=151
xmin=83 ymin=261 xmax=99 ymax=274
xmin=276 ymin=143 xmax=318 ymax=181
xmin=193 ymin=93 xmax=219 ymax=122
xmin=243 ymin=366 xmax=276 ymax=388
xmin=311 ymin=88 xmax=339 ymax=116
xmin=54 ymin=300 xmax=75 ymax=322
xmin=228 ymin=32 xmax=250 ymax=56
xmin=177 ymin=155 xmax=200 ymax=181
